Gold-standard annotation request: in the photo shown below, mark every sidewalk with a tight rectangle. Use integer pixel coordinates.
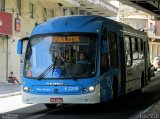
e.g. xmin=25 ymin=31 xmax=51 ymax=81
xmin=0 ymin=82 xmax=21 ymax=98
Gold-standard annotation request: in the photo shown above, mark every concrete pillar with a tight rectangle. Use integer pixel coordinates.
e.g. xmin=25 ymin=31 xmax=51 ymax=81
xmin=75 ymin=7 xmax=79 ymax=15
xmin=66 ymin=8 xmax=71 ymax=15
xmin=34 ymin=2 xmax=44 ymax=23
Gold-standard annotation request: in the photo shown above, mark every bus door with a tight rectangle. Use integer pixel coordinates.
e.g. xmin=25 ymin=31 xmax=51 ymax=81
xmin=124 ymin=36 xmax=135 ymax=93
xmin=107 ymin=30 xmax=120 ymax=97
xmin=119 ymin=36 xmax=126 ymax=94
xmin=100 ymin=28 xmax=112 ymax=102
xmin=143 ymin=41 xmax=147 ymax=84
xmin=143 ymin=40 xmax=149 ymax=85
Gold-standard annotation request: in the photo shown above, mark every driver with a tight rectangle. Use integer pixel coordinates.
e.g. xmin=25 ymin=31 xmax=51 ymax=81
xmin=77 ymin=53 xmax=91 ymax=65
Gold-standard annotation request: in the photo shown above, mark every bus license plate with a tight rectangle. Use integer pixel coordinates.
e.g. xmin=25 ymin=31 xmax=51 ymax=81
xmin=50 ymin=98 xmax=63 ymax=103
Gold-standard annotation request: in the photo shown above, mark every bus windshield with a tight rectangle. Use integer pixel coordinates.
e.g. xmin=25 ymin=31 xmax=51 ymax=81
xmin=24 ymin=33 xmax=97 ymax=79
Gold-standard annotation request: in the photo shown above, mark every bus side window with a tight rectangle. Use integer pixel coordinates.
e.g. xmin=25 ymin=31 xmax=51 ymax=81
xmin=125 ymin=36 xmax=132 ymax=66
xmin=139 ymin=39 xmax=144 ymax=59
xmin=132 ymin=37 xmax=139 ymax=60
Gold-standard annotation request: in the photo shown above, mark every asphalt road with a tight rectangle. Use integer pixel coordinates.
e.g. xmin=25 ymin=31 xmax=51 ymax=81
xmin=6 ymin=77 xmax=160 ymax=119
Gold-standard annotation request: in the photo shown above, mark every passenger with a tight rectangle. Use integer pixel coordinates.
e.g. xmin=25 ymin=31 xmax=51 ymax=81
xmin=77 ymin=53 xmax=91 ymax=65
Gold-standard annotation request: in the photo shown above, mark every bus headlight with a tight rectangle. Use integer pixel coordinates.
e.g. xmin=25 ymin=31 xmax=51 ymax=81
xmin=23 ymin=86 xmax=28 ymax=91
xmin=88 ymin=86 xmax=95 ymax=92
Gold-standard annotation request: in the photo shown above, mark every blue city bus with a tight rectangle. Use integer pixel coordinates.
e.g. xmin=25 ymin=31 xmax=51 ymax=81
xmin=17 ymin=15 xmax=150 ymax=108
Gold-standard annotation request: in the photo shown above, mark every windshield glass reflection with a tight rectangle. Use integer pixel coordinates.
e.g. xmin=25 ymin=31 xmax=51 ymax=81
xmin=24 ymin=34 xmax=97 ymax=79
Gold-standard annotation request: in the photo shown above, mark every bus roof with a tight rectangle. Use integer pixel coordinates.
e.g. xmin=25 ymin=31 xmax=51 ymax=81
xmin=119 ymin=22 xmax=148 ymax=38
xmin=30 ymin=15 xmax=147 ymax=39
xmin=31 ymin=15 xmax=110 ymax=36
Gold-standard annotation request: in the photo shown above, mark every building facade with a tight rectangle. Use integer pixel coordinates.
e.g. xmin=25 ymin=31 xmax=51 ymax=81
xmin=118 ymin=3 xmax=160 ymax=62
xmin=0 ymin=0 xmax=118 ymax=82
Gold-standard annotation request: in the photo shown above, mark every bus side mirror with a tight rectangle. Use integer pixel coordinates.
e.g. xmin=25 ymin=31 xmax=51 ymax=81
xmin=17 ymin=37 xmax=29 ymax=55
xmin=17 ymin=40 xmax=22 ymax=54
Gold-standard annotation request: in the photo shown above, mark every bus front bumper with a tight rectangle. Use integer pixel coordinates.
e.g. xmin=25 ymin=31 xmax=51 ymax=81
xmin=22 ymin=85 xmax=100 ymax=104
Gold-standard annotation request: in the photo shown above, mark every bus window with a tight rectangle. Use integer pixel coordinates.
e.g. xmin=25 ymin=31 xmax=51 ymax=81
xmin=131 ymin=37 xmax=138 ymax=60
xmin=100 ymin=30 xmax=109 ymax=76
xmin=139 ymin=39 xmax=144 ymax=59
xmin=140 ymin=39 xmax=144 ymax=51
xmin=108 ymin=31 xmax=118 ymax=68
xmin=125 ymin=36 xmax=132 ymax=66
xmin=100 ymin=53 xmax=109 ymax=75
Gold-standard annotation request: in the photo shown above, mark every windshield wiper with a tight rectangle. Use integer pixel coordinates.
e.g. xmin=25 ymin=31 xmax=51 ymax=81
xmin=37 ymin=52 xmax=77 ymax=81
xmin=58 ymin=53 xmax=77 ymax=81
xmin=37 ymin=56 xmax=57 ymax=80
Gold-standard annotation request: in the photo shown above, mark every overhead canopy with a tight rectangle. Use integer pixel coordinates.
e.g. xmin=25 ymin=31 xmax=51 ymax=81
xmin=119 ymin=0 xmax=160 ymax=19
xmin=79 ymin=0 xmax=118 ymax=17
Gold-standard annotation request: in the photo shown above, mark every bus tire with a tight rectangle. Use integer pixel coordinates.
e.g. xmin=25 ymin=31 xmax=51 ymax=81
xmin=45 ymin=104 xmax=57 ymax=109
xmin=112 ymin=77 xmax=118 ymax=99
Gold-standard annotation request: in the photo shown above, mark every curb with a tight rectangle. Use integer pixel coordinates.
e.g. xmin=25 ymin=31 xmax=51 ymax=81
xmin=0 ymin=92 xmax=21 ymax=99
